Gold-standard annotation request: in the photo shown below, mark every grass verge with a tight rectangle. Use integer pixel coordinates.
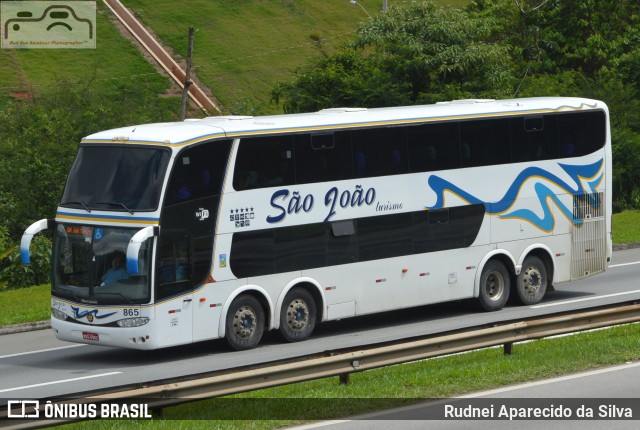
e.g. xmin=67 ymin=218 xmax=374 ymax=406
xmin=66 ymin=323 xmax=640 ymax=429
xmin=612 ymin=209 xmax=640 ymax=245
xmin=0 ymin=283 xmax=49 ymax=326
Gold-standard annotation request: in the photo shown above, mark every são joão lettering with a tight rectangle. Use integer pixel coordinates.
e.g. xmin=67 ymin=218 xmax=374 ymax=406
xmin=266 ymin=185 xmax=376 ymax=223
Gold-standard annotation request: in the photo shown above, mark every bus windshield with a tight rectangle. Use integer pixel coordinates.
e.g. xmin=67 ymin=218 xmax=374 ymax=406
xmin=61 ymin=146 xmax=170 ymax=212
xmin=52 ymin=224 xmax=152 ymax=304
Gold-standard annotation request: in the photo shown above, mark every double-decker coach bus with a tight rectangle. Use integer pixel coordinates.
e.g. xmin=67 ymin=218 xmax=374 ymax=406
xmin=21 ymin=97 xmax=612 ymax=350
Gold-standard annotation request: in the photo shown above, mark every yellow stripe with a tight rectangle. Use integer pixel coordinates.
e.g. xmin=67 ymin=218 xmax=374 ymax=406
xmin=56 ymin=214 xmax=159 ymax=225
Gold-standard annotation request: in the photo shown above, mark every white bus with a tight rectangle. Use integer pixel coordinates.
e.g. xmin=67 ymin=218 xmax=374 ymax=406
xmin=22 ymin=97 xmax=612 ymax=350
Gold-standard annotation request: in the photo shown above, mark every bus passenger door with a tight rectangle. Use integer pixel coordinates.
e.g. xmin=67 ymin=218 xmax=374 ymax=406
xmin=155 ymin=230 xmax=193 ymax=347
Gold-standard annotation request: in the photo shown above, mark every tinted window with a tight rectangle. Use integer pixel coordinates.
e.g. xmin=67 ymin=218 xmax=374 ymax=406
xmin=358 ymin=213 xmax=412 ymax=261
xmin=233 ymin=135 xmax=294 ymax=190
xmin=352 ymin=127 xmax=408 ymax=178
xmin=229 ymin=207 xmax=485 ymax=278
xmin=510 ymin=116 xmax=559 ymax=162
xmin=407 ymin=122 xmax=461 ymax=172
xmin=460 ymin=119 xmax=510 ymax=167
xmin=294 ymin=132 xmax=353 ymax=184
xmin=160 ymin=140 xmax=231 ymax=294
xmin=62 ymin=146 xmax=170 ymax=211
xmin=557 ymin=111 xmax=606 ymax=157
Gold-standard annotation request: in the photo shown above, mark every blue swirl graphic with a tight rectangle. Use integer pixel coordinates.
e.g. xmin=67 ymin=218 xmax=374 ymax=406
xmin=426 ymin=159 xmax=603 ymax=232
xmin=71 ymin=306 xmax=117 ymax=320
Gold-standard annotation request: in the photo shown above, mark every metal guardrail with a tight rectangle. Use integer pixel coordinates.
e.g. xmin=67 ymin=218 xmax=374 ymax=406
xmin=2 ymin=301 xmax=640 ymax=428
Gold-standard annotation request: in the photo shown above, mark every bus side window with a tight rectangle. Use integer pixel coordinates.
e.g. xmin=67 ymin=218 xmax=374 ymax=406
xmin=157 ymin=231 xmax=191 ymax=299
xmin=352 ymin=127 xmax=408 ymax=178
xmin=233 ymin=136 xmax=294 ymax=190
xmin=460 ymin=119 xmax=510 ymax=168
xmin=294 ymin=132 xmax=353 ymax=184
xmin=407 ymin=122 xmax=460 ymax=173
xmin=557 ymin=111 xmax=605 ymax=157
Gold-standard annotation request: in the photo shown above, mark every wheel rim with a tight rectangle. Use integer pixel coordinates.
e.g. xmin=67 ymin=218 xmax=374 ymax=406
xmin=233 ymin=305 xmax=257 ymax=338
xmin=485 ymin=271 xmax=505 ymax=301
xmin=286 ymin=298 xmax=309 ymax=331
xmin=522 ymin=266 xmax=542 ymax=295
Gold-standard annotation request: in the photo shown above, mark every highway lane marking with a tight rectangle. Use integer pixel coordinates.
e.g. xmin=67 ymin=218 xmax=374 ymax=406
xmin=0 ymin=344 xmax=87 ymax=360
xmin=531 ymin=260 xmax=640 ymax=309
xmin=461 ymin=361 xmax=640 ymax=397
xmin=0 ymin=372 xmax=122 ymax=394
xmin=610 ymin=261 xmax=640 ymax=268
xmin=531 ymin=289 xmax=640 ymax=308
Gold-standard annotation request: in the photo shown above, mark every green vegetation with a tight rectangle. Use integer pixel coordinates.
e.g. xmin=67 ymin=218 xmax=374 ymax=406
xmin=271 ymin=0 xmax=640 ymax=210
xmin=0 ymin=4 xmax=173 ymax=105
xmin=66 ymin=322 xmax=640 ymax=429
xmin=0 ymin=283 xmax=49 ymax=326
xmin=122 ymin=0 xmax=381 ymax=115
xmin=612 ymin=210 xmax=640 ymax=245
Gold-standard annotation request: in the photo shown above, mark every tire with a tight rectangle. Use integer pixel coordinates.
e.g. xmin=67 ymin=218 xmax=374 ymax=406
xmin=478 ymin=260 xmax=510 ymax=311
xmin=225 ymin=294 xmax=265 ymax=351
xmin=279 ymin=288 xmax=317 ymax=343
xmin=515 ymin=256 xmax=548 ymax=305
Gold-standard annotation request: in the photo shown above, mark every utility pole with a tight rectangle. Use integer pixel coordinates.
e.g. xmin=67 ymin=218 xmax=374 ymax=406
xmin=179 ymin=26 xmax=195 ymax=121
xmin=382 ymin=0 xmax=388 ymax=13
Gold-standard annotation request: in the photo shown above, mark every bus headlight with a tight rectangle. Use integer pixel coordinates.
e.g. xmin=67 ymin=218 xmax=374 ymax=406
xmin=51 ymin=308 xmax=68 ymax=321
xmin=116 ymin=317 xmax=150 ymax=328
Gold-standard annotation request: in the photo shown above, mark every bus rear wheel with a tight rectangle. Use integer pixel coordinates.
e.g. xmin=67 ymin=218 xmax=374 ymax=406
xmin=225 ymin=294 xmax=265 ymax=351
xmin=515 ymin=256 xmax=548 ymax=305
xmin=478 ymin=260 xmax=510 ymax=311
xmin=279 ymin=288 xmax=316 ymax=342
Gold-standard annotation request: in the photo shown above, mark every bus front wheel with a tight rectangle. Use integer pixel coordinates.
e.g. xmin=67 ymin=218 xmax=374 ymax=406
xmin=225 ymin=294 xmax=265 ymax=351
xmin=478 ymin=260 xmax=510 ymax=311
xmin=515 ymin=256 xmax=548 ymax=305
xmin=279 ymin=288 xmax=317 ymax=342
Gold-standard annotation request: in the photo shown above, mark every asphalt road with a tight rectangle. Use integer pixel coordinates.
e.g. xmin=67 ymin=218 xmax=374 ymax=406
xmin=1 ymin=248 xmax=639 ymax=402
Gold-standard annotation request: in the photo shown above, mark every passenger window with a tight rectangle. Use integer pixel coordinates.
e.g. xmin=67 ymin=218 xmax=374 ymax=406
xmin=352 ymin=127 xmax=408 ymax=178
xmin=294 ymin=132 xmax=353 ymax=184
xmin=460 ymin=119 xmax=510 ymax=167
xmin=557 ymin=111 xmax=605 ymax=157
xmin=407 ymin=122 xmax=461 ymax=172
xmin=157 ymin=231 xmax=191 ymax=299
xmin=510 ymin=116 xmax=558 ymax=162
xmin=233 ymin=136 xmax=294 ymax=190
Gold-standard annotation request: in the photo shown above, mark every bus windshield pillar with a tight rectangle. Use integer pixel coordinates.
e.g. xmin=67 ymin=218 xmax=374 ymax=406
xmin=20 ymin=219 xmax=54 ymax=265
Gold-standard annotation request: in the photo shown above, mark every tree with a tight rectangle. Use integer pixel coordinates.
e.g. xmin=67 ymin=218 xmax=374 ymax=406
xmin=272 ymin=1 xmax=514 ymax=112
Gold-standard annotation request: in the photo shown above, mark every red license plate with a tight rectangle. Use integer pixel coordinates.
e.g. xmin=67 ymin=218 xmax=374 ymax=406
xmin=82 ymin=332 xmax=100 ymax=341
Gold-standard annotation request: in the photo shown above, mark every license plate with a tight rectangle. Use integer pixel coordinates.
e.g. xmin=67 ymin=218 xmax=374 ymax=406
xmin=82 ymin=332 xmax=99 ymax=341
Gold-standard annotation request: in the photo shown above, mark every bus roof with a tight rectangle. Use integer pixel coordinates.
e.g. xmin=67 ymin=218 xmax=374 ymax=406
xmin=82 ymin=97 xmax=606 ymax=147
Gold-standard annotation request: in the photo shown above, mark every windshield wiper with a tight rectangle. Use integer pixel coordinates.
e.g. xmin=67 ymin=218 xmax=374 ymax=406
xmin=60 ymin=200 xmax=91 ymax=212
xmin=95 ymin=202 xmax=134 ymax=214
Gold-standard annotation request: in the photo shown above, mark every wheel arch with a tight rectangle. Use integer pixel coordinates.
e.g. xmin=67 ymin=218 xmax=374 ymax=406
xmin=218 ymin=285 xmax=274 ymax=339
xmin=474 ymin=250 xmax=517 ymax=298
xmin=518 ymin=245 xmax=556 ymax=286
xmin=273 ymin=277 xmax=326 ymax=330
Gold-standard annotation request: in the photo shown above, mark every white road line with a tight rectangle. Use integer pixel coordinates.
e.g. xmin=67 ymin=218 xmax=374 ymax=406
xmin=0 ymin=344 xmax=86 ymax=360
xmin=532 ymin=289 xmax=640 ymax=308
xmin=461 ymin=361 xmax=640 ymax=398
xmin=0 ymin=372 xmax=122 ymax=394
xmin=610 ymin=261 xmax=640 ymax=268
